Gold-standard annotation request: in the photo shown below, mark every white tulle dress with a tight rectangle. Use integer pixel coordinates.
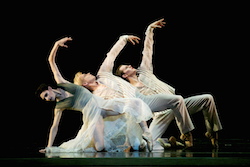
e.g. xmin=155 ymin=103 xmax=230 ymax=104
xmin=45 ymin=83 xmax=153 ymax=153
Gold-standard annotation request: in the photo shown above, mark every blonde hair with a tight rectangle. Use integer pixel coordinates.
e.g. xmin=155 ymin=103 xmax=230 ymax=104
xmin=74 ymin=72 xmax=83 ymax=86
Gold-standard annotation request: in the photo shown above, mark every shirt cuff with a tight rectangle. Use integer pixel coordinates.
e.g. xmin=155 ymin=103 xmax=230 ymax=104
xmin=119 ymin=35 xmax=129 ymax=41
xmin=145 ymin=26 xmax=154 ymax=35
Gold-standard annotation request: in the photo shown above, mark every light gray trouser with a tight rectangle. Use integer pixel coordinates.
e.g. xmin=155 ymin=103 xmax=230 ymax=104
xmin=137 ymin=92 xmax=195 ymax=134
xmin=148 ymin=94 xmax=223 ymax=143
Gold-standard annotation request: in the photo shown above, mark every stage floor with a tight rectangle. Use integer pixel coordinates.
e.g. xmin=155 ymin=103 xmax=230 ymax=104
xmin=1 ymin=138 xmax=250 ymax=166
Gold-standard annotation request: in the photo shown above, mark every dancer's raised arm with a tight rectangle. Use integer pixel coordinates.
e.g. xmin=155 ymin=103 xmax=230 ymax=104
xmin=98 ymin=35 xmax=140 ymax=73
xmin=140 ymin=18 xmax=166 ymax=71
xmin=48 ymin=37 xmax=72 ymax=84
xmin=39 ymin=37 xmax=72 ymax=153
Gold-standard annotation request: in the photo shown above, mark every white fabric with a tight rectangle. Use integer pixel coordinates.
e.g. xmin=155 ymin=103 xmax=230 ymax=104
xmin=46 ymin=92 xmax=152 ymax=153
xmin=97 ymin=34 xmax=194 ymax=135
xmin=46 ymin=35 xmax=155 ymax=153
xmin=97 ymin=34 xmax=194 ymax=134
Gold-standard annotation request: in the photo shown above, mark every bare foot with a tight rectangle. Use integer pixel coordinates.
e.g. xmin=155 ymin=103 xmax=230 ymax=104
xmin=39 ymin=149 xmax=46 ymax=153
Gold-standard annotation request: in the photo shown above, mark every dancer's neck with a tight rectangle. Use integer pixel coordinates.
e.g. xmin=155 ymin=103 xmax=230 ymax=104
xmin=90 ymin=81 xmax=106 ymax=91
xmin=127 ymin=75 xmax=144 ymax=87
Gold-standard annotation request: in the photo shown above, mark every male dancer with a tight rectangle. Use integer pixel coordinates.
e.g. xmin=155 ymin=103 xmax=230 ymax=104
xmin=115 ymin=18 xmax=223 ymax=149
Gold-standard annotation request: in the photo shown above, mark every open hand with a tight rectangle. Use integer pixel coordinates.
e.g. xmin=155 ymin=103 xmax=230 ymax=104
xmin=56 ymin=37 xmax=73 ymax=48
xmin=150 ymin=18 xmax=166 ymax=29
xmin=127 ymin=35 xmax=140 ymax=45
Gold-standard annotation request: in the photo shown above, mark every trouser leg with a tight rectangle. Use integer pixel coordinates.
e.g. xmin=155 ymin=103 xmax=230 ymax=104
xmin=184 ymin=94 xmax=223 ymax=132
xmin=138 ymin=93 xmax=194 ymax=134
xmin=149 ymin=110 xmax=175 ymax=143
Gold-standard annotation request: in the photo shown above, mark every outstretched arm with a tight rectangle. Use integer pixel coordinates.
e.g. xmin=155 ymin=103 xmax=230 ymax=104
xmin=140 ymin=19 xmax=166 ymax=71
xmin=39 ymin=109 xmax=63 ymax=153
xmin=98 ymin=35 xmax=140 ymax=73
xmin=48 ymin=37 xmax=72 ymax=84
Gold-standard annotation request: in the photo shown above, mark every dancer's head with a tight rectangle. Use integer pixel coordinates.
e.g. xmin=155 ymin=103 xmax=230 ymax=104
xmin=115 ymin=64 xmax=137 ymax=80
xmin=74 ymin=72 xmax=97 ymax=89
xmin=35 ymin=84 xmax=56 ymax=101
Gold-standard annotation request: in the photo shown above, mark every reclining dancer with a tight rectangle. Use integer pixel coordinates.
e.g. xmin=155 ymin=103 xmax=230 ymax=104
xmin=115 ymin=18 xmax=223 ymax=148
xmin=37 ymin=37 xmax=153 ymax=153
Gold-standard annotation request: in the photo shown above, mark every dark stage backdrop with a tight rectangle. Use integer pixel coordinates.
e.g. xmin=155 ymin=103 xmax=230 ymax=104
xmin=2 ymin=2 xmax=248 ymax=156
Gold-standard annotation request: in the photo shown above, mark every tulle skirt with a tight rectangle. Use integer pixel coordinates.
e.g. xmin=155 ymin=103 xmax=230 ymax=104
xmin=46 ymin=96 xmax=153 ymax=152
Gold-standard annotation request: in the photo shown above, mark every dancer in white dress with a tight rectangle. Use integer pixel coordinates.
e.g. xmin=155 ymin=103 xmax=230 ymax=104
xmin=115 ymin=18 xmax=223 ymax=149
xmin=37 ymin=37 xmax=153 ymax=153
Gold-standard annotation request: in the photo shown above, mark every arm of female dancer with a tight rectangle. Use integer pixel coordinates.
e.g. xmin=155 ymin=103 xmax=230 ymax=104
xmin=48 ymin=37 xmax=72 ymax=84
xmin=140 ymin=18 xmax=166 ymax=71
xmin=98 ymin=35 xmax=140 ymax=73
xmin=39 ymin=109 xmax=63 ymax=153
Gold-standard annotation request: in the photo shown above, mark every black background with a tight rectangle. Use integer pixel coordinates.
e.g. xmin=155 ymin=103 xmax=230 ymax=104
xmin=1 ymin=1 xmax=248 ymax=156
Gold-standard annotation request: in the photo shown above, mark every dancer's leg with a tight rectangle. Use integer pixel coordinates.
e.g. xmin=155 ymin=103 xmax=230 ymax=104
xmin=184 ymin=94 xmax=222 ymax=148
xmin=184 ymin=94 xmax=222 ymax=133
xmin=138 ymin=93 xmax=194 ymax=134
xmin=138 ymin=93 xmax=194 ymax=148
xmin=93 ymin=116 xmax=105 ymax=151
xmin=139 ymin=121 xmax=153 ymax=151
xmin=149 ymin=110 xmax=175 ymax=148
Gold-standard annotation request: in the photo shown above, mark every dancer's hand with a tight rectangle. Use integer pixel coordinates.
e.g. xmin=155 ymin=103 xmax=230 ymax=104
xmin=150 ymin=18 xmax=166 ymax=29
xmin=127 ymin=35 xmax=140 ymax=45
xmin=56 ymin=37 xmax=73 ymax=48
xmin=39 ymin=148 xmax=46 ymax=153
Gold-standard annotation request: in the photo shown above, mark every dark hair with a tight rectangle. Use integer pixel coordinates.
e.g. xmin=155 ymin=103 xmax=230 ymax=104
xmin=35 ymin=83 xmax=49 ymax=98
xmin=115 ymin=65 xmax=124 ymax=77
xmin=115 ymin=64 xmax=132 ymax=82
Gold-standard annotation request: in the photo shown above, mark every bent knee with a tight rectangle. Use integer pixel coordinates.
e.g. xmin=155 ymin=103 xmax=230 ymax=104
xmin=169 ymin=95 xmax=185 ymax=107
xmin=203 ymin=94 xmax=214 ymax=102
xmin=95 ymin=144 xmax=104 ymax=152
xmin=174 ymin=95 xmax=184 ymax=103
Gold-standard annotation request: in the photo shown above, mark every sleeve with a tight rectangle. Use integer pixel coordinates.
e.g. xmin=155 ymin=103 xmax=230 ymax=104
xmin=139 ymin=26 xmax=154 ymax=72
xmin=55 ymin=99 xmax=69 ymax=110
xmin=98 ymin=35 xmax=128 ymax=73
xmin=57 ymin=83 xmax=77 ymax=94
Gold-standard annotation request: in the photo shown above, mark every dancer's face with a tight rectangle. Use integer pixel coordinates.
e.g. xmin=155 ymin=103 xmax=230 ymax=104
xmin=40 ymin=86 xmax=56 ymax=101
xmin=119 ymin=65 xmax=137 ymax=78
xmin=80 ymin=73 xmax=96 ymax=84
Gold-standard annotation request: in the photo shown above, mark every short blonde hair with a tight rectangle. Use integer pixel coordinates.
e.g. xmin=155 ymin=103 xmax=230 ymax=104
xmin=74 ymin=72 xmax=83 ymax=86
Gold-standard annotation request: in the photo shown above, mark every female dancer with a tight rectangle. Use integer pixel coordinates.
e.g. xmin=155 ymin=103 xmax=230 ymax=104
xmin=115 ymin=18 xmax=223 ymax=148
xmin=37 ymin=37 xmax=153 ymax=153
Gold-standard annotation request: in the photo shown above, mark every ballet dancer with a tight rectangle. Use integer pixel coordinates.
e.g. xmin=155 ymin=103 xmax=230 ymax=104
xmin=115 ymin=18 xmax=223 ymax=149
